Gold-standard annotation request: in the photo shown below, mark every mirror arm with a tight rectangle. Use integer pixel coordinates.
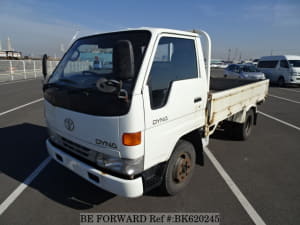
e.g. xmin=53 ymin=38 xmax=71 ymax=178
xmin=42 ymin=54 xmax=48 ymax=78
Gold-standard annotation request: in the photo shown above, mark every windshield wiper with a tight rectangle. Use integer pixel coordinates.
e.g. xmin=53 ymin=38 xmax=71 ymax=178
xmin=67 ymin=87 xmax=98 ymax=94
xmin=59 ymin=78 xmax=77 ymax=84
xmin=43 ymin=82 xmax=62 ymax=91
xmin=82 ymin=70 xmax=100 ymax=75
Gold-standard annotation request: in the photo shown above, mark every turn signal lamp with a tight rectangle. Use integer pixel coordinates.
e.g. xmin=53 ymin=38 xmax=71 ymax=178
xmin=122 ymin=132 xmax=141 ymax=146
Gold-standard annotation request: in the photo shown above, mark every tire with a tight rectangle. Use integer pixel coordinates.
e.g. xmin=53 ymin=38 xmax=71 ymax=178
xmin=277 ymin=76 xmax=285 ymax=87
xmin=233 ymin=110 xmax=254 ymax=140
xmin=162 ymin=140 xmax=196 ymax=195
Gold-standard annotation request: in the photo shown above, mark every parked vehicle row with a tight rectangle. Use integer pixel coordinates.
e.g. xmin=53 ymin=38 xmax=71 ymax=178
xmin=211 ymin=59 xmax=228 ymax=69
xmin=224 ymin=64 xmax=265 ymax=80
xmin=222 ymin=55 xmax=300 ymax=86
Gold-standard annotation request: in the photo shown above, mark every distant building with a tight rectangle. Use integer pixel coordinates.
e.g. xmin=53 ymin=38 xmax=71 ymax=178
xmin=0 ymin=51 xmax=6 ymax=58
xmin=7 ymin=37 xmax=12 ymax=51
xmin=0 ymin=37 xmax=22 ymax=60
xmin=0 ymin=50 xmax=22 ymax=60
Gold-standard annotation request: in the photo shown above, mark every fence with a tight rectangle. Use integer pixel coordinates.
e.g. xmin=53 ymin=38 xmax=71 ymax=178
xmin=0 ymin=60 xmax=60 ymax=83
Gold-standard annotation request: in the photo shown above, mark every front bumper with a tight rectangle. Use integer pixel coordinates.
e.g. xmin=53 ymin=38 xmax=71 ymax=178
xmin=46 ymin=139 xmax=143 ymax=198
xmin=288 ymin=76 xmax=300 ymax=84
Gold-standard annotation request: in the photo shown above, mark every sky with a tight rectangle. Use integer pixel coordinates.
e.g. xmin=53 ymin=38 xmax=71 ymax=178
xmin=0 ymin=0 xmax=299 ymax=60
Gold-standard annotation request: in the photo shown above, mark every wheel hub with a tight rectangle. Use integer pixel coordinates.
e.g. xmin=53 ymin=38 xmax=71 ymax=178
xmin=173 ymin=152 xmax=192 ymax=183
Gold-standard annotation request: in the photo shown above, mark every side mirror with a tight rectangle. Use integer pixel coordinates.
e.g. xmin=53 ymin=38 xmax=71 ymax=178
xmin=42 ymin=54 xmax=48 ymax=78
xmin=113 ymin=40 xmax=135 ymax=80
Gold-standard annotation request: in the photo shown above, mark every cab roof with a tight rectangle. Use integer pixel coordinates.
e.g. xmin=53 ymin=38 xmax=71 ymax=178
xmin=84 ymin=27 xmax=199 ymax=38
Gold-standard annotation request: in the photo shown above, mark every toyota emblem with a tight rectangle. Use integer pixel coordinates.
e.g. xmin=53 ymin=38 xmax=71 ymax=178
xmin=64 ymin=118 xmax=74 ymax=131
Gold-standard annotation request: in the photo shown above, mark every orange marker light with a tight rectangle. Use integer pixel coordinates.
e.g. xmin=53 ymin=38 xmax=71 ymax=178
xmin=122 ymin=132 xmax=141 ymax=146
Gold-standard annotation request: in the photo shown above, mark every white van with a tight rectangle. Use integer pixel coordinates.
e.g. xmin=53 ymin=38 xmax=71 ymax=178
xmin=257 ymin=55 xmax=300 ymax=86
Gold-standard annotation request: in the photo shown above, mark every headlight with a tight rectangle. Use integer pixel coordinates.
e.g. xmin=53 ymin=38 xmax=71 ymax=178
xmin=292 ymin=72 xmax=298 ymax=76
xmin=96 ymin=153 xmax=143 ymax=177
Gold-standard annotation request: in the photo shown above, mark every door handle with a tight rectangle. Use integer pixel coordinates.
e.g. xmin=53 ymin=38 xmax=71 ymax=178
xmin=194 ymin=97 xmax=202 ymax=103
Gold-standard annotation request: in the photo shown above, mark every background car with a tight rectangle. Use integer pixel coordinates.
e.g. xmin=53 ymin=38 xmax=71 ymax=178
xmin=224 ymin=64 xmax=265 ymax=80
xmin=211 ymin=59 xmax=228 ymax=69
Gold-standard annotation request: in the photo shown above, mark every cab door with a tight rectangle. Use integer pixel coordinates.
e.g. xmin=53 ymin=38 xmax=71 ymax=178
xmin=142 ymin=34 xmax=207 ymax=169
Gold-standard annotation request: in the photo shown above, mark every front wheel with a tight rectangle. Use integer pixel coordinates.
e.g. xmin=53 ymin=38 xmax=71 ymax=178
xmin=277 ymin=76 xmax=285 ymax=87
xmin=162 ymin=140 xmax=196 ymax=195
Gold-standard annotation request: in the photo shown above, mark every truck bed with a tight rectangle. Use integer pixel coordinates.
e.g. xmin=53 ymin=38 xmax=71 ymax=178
xmin=207 ymin=78 xmax=269 ymax=131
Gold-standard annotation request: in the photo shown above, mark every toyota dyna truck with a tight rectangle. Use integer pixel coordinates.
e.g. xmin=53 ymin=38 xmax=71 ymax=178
xmin=42 ymin=28 xmax=269 ymax=197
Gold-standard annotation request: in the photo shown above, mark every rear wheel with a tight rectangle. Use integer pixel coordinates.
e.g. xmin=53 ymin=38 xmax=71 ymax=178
xmin=233 ymin=110 xmax=254 ymax=140
xmin=163 ymin=140 xmax=196 ymax=195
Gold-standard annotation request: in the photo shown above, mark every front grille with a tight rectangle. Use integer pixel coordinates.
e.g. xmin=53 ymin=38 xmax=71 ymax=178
xmin=58 ymin=136 xmax=98 ymax=162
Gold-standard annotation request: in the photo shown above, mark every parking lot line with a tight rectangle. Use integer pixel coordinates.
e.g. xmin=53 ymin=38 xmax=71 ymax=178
xmin=278 ymin=88 xmax=300 ymax=93
xmin=0 ymin=78 xmax=41 ymax=86
xmin=268 ymin=94 xmax=300 ymax=104
xmin=0 ymin=157 xmax=51 ymax=216
xmin=204 ymin=147 xmax=267 ymax=225
xmin=258 ymin=111 xmax=300 ymax=131
xmin=0 ymin=98 xmax=44 ymax=117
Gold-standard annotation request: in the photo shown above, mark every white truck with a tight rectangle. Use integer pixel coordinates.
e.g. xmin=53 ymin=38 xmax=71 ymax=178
xmin=42 ymin=28 xmax=269 ymax=197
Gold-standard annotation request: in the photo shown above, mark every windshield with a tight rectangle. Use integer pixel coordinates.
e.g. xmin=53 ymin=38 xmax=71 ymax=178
xmin=242 ymin=65 xmax=259 ymax=72
xmin=288 ymin=60 xmax=300 ymax=68
xmin=49 ymin=30 xmax=150 ymax=86
xmin=44 ymin=30 xmax=151 ymax=116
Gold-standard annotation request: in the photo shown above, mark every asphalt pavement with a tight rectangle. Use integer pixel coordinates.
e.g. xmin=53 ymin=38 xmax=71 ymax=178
xmin=0 ymin=73 xmax=299 ymax=225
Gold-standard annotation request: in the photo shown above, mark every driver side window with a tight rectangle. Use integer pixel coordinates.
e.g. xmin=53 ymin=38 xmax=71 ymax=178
xmin=280 ymin=60 xmax=289 ymax=68
xmin=148 ymin=37 xmax=198 ymax=109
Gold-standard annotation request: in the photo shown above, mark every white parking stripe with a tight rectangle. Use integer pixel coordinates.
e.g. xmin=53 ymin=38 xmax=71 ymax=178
xmin=0 ymin=157 xmax=51 ymax=216
xmin=278 ymin=88 xmax=300 ymax=93
xmin=204 ymin=147 xmax=267 ymax=225
xmin=258 ymin=111 xmax=300 ymax=131
xmin=268 ymin=94 xmax=300 ymax=104
xmin=0 ymin=78 xmax=41 ymax=86
xmin=0 ymin=98 xmax=44 ymax=117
